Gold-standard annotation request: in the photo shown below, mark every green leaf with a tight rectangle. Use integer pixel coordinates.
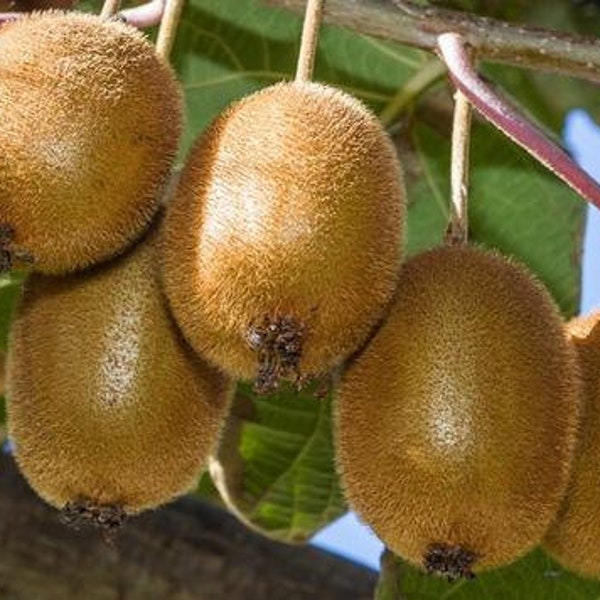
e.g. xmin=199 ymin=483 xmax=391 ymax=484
xmin=207 ymin=381 xmax=345 ymax=543
xmin=0 ymin=273 xmax=22 ymax=352
xmin=376 ymin=548 xmax=600 ymax=599
xmin=0 ymin=273 xmax=21 ymax=433
xmin=196 ymin=470 xmax=223 ymax=505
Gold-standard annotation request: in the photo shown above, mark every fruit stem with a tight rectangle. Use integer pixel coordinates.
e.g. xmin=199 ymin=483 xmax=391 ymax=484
xmin=119 ymin=0 xmax=165 ymax=29
xmin=156 ymin=0 xmax=185 ymax=59
xmin=100 ymin=0 xmax=122 ymax=20
xmin=447 ymin=89 xmax=472 ymax=244
xmin=437 ymin=32 xmax=600 ymax=211
xmin=266 ymin=0 xmax=600 ymax=85
xmin=295 ymin=0 xmax=325 ymax=82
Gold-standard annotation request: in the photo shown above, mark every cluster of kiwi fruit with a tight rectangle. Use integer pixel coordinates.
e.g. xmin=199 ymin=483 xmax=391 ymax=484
xmin=0 ymin=7 xmax=404 ymax=529
xmin=0 ymin=10 xmax=234 ymax=527
xmin=1 ymin=3 xmax=599 ymax=587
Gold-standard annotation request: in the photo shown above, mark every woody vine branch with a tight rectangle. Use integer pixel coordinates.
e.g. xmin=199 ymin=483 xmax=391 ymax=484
xmin=263 ymin=0 xmax=600 ymax=84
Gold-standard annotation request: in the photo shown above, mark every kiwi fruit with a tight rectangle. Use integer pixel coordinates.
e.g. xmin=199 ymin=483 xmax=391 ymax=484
xmin=335 ymin=244 xmax=580 ymax=579
xmin=0 ymin=11 xmax=182 ymax=275
xmin=543 ymin=311 xmax=600 ymax=578
xmin=162 ymin=80 xmax=405 ymax=392
xmin=5 ymin=219 xmax=233 ymax=525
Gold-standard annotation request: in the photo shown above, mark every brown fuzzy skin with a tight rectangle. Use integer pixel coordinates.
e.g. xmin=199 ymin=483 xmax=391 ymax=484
xmin=162 ymin=81 xmax=405 ymax=386
xmin=0 ymin=11 xmax=183 ymax=275
xmin=543 ymin=311 xmax=600 ymax=578
xmin=5 ymin=222 xmax=233 ymax=515
xmin=335 ymin=245 xmax=580 ymax=575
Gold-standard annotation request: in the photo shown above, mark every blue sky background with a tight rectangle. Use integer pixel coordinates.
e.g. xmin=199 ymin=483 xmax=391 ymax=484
xmin=310 ymin=109 xmax=600 ymax=571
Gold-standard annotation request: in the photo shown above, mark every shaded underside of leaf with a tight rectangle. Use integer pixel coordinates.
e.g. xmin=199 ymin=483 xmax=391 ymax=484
xmin=207 ymin=381 xmax=346 ymax=544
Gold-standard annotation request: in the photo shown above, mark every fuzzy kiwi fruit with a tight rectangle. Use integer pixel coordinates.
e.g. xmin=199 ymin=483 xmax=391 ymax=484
xmin=162 ymin=81 xmax=405 ymax=392
xmin=5 ymin=219 xmax=233 ymax=525
xmin=0 ymin=11 xmax=182 ymax=275
xmin=335 ymin=244 xmax=580 ymax=579
xmin=543 ymin=311 xmax=600 ymax=578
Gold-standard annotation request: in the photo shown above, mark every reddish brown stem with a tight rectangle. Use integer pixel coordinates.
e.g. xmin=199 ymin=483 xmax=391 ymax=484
xmin=437 ymin=32 xmax=600 ymax=211
xmin=120 ymin=0 xmax=165 ymax=29
xmin=0 ymin=13 xmax=19 ymax=25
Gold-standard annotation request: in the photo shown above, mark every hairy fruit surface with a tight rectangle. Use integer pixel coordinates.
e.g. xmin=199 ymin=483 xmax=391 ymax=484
xmin=6 ymin=221 xmax=233 ymax=521
xmin=335 ymin=244 xmax=580 ymax=577
xmin=0 ymin=11 xmax=183 ymax=274
xmin=543 ymin=311 xmax=600 ymax=578
xmin=162 ymin=81 xmax=405 ymax=391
